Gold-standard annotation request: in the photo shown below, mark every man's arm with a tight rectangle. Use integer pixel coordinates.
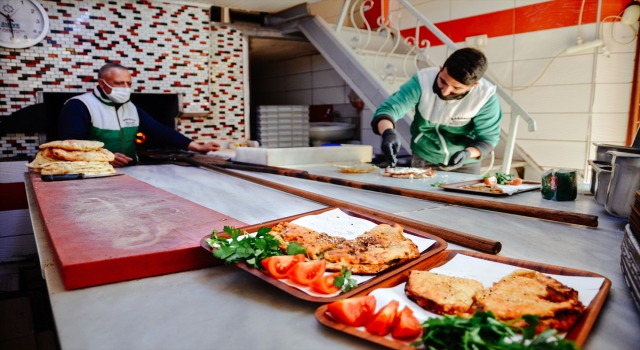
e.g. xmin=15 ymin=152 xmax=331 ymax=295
xmin=137 ymin=107 xmax=219 ymax=152
xmin=469 ymin=94 xmax=503 ymax=158
xmin=58 ymin=99 xmax=92 ymax=140
xmin=371 ymin=74 xmax=422 ymax=135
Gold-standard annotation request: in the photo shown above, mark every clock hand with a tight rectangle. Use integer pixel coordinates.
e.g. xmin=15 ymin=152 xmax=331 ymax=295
xmin=0 ymin=11 xmax=10 ymax=19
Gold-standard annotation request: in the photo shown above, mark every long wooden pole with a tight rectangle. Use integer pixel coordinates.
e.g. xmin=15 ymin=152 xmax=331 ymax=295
xmin=200 ymin=158 xmax=598 ymax=228
xmin=188 ymin=158 xmax=502 ymax=255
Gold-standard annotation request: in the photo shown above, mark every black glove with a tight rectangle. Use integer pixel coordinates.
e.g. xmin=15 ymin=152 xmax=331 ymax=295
xmin=381 ymin=129 xmax=401 ymax=167
xmin=439 ymin=149 xmax=470 ymax=171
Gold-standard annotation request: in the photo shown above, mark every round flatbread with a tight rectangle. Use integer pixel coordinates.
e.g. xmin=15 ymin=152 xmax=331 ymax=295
xmin=40 ymin=161 xmax=116 ymax=175
xmin=381 ymin=167 xmax=436 ymax=179
xmin=27 ymin=150 xmax=61 ymax=171
xmin=50 ymin=148 xmax=115 ymax=162
xmin=39 ymin=140 xmax=104 ymax=152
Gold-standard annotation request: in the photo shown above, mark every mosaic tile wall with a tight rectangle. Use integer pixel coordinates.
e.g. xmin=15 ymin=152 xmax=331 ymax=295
xmin=176 ymin=25 xmax=245 ymax=141
xmin=0 ymin=133 xmax=43 ymax=158
xmin=0 ymin=0 xmax=248 ymax=157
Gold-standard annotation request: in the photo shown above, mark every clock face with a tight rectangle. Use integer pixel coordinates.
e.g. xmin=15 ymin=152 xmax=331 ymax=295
xmin=0 ymin=0 xmax=49 ymax=49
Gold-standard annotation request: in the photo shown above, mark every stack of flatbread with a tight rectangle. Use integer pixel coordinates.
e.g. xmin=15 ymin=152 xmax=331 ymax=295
xmin=27 ymin=140 xmax=116 ymax=175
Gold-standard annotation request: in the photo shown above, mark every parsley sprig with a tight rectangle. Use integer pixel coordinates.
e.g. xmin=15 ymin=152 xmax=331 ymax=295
xmin=413 ymin=311 xmax=579 ymax=350
xmin=205 ymin=226 xmax=283 ymax=269
xmin=333 ymin=266 xmax=358 ymax=292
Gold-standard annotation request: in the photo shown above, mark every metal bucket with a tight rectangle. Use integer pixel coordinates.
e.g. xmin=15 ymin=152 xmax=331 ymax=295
xmin=605 ymin=151 xmax=640 ymax=218
xmin=588 ymin=160 xmax=612 ymax=205
xmin=593 ymin=143 xmax=640 ymax=163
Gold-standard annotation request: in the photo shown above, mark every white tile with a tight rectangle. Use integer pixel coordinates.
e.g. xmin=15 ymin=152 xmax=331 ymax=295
xmin=496 ymin=92 xmax=513 ymax=114
xmin=410 ymin=1 xmax=451 ymax=24
xmin=312 ymin=86 xmax=347 ymax=104
xmin=312 ymin=69 xmax=346 ymax=88
xmin=517 ymin=140 xmax=587 ymax=168
xmin=592 ymin=83 xmax=632 ymax=114
xmin=602 ymin=22 xmax=638 ymax=54
xmin=451 ymin=1 xmax=515 ymax=20
xmin=512 ymin=54 xmax=594 ymax=87
xmin=515 ymin=0 xmax=553 ymax=6
xmin=590 ymin=113 xmax=629 ymax=143
xmin=427 ymin=45 xmax=451 ymax=67
xmin=284 ymin=72 xmax=313 ymax=91
xmin=488 ymin=61 xmax=513 ymax=88
xmin=595 ymin=52 xmax=635 ymax=84
xmin=482 ymin=35 xmax=515 ymax=64
xmin=283 ymin=56 xmax=313 ymax=75
xmin=512 ymin=84 xmax=592 ymax=113
xmin=501 ymin=113 xmax=590 ymax=141
xmin=514 ymin=24 xmax=597 ymax=61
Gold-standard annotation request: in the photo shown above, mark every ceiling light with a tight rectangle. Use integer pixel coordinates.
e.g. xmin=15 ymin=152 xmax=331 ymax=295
xmin=622 ymin=2 xmax=640 ymax=25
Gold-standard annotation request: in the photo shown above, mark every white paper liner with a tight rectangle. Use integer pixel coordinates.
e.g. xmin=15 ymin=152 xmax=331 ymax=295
xmin=266 ymin=209 xmax=437 ymax=298
xmin=366 ymin=254 xmax=605 ymax=340
xmin=495 ymin=183 xmax=541 ymax=195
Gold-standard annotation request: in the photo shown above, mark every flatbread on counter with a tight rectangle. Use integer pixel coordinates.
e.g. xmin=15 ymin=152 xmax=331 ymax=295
xmin=382 ymin=167 xmax=436 ymax=179
xmin=27 ymin=150 xmax=61 ymax=171
xmin=39 ymin=140 xmax=104 ymax=152
xmin=51 ymin=148 xmax=115 ymax=162
xmin=40 ymin=161 xmax=116 ymax=175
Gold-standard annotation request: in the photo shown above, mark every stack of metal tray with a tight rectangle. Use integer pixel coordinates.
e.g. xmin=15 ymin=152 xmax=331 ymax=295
xmin=622 ymin=222 xmax=640 ymax=313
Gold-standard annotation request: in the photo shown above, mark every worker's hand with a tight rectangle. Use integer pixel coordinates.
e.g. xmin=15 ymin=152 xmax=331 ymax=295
xmin=188 ymin=141 xmax=220 ymax=153
xmin=110 ymin=153 xmax=133 ymax=168
xmin=439 ymin=149 xmax=470 ymax=171
xmin=381 ymin=129 xmax=401 ymax=168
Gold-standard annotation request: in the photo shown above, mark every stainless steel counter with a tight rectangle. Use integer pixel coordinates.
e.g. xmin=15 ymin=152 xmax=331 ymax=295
xmin=25 ymin=163 xmax=639 ymax=350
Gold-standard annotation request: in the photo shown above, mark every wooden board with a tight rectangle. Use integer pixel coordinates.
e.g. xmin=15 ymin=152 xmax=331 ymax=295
xmin=315 ymin=250 xmax=611 ymax=349
xmin=200 ymin=207 xmax=448 ymax=303
xmin=439 ymin=180 xmax=541 ymax=197
xmin=28 ymin=172 xmax=247 ymax=290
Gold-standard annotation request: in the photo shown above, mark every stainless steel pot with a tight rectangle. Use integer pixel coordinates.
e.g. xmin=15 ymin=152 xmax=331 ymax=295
xmin=605 ymin=151 xmax=640 ymax=218
xmin=593 ymin=143 xmax=640 ymax=162
xmin=588 ymin=160 xmax=612 ymax=205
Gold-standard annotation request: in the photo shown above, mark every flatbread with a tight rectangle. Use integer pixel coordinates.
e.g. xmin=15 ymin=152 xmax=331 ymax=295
xmin=382 ymin=167 xmax=436 ymax=179
xmin=40 ymin=161 xmax=116 ymax=175
xmin=39 ymin=140 xmax=104 ymax=152
xmin=50 ymin=148 xmax=115 ymax=162
xmin=405 ymin=271 xmax=484 ymax=315
xmin=460 ymin=184 xmax=504 ymax=194
xmin=27 ymin=150 xmax=61 ymax=171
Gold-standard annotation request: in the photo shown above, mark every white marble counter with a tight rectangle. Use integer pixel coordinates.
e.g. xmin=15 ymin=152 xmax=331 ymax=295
xmin=25 ymin=163 xmax=640 ymax=350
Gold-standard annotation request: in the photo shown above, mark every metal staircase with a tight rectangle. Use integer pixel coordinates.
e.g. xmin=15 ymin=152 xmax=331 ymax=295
xmin=297 ymin=0 xmax=543 ymax=176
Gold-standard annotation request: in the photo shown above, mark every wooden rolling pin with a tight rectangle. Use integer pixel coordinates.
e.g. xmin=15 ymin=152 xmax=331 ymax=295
xmin=199 ymin=159 xmax=598 ymax=228
xmin=188 ymin=158 xmax=502 ymax=255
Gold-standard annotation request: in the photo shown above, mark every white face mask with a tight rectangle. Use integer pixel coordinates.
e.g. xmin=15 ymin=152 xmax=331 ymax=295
xmin=101 ymin=79 xmax=131 ymax=104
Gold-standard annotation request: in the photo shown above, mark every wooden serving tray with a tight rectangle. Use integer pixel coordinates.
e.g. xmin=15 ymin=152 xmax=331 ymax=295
xmin=200 ymin=207 xmax=448 ymax=302
xmin=439 ymin=180 xmax=541 ymax=196
xmin=315 ymin=250 xmax=611 ymax=349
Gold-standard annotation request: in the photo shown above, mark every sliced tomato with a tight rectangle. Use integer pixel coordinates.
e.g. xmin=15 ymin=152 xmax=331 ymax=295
xmin=287 ymin=260 xmax=326 ymax=285
xmin=506 ymin=177 xmax=523 ymax=186
xmin=484 ymin=176 xmax=497 ymax=186
xmin=365 ymin=300 xmax=399 ymax=336
xmin=310 ymin=272 xmax=340 ymax=294
xmin=391 ymin=306 xmax=422 ymax=340
xmin=261 ymin=255 xmax=300 ymax=279
xmin=327 ymin=295 xmax=377 ymax=327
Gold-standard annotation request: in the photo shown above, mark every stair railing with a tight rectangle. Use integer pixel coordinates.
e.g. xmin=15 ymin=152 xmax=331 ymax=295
xmin=335 ymin=0 xmax=540 ymax=174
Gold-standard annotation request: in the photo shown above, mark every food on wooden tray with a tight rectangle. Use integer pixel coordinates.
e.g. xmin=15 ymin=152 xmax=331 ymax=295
xmin=405 ymin=269 xmax=585 ymax=333
xmin=50 ymin=148 xmax=115 ymax=162
xmin=473 ymin=269 xmax=585 ymax=332
xmin=405 ymin=271 xmax=484 ymax=315
xmin=270 ymin=222 xmax=346 ymax=260
xmin=287 ymin=260 xmax=327 ymax=285
xmin=309 ymin=272 xmax=341 ymax=294
xmin=365 ymin=300 xmax=399 ymax=336
xmin=28 ymin=139 xmax=116 ymax=175
xmin=323 ymin=224 xmax=420 ymax=275
xmin=38 ymin=139 xmax=104 ymax=152
xmin=261 ymin=254 xmax=306 ymax=279
xmin=334 ymin=164 xmax=380 ymax=173
xmin=460 ymin=183 xmax=505 ymax=194
xmin=326 ymin=295 xmax=377 ymax=327
xmin=484 ymin=172 xmax=523 ymax=185
xmin=391 ymin=306 xmax=422 ymax=340
xmin=382 ymin=166 xmax=436 ymax=179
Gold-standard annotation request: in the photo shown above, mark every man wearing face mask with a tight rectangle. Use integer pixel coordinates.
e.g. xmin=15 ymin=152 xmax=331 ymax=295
xmin=372 ymin=48 xmax=502 ymax=174
xmin=58 ymin=63 xmax=220 ymax=167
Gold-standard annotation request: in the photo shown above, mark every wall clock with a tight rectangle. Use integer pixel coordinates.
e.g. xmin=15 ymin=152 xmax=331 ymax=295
xmin=0 ymin=0 xmax=49 ymax=49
